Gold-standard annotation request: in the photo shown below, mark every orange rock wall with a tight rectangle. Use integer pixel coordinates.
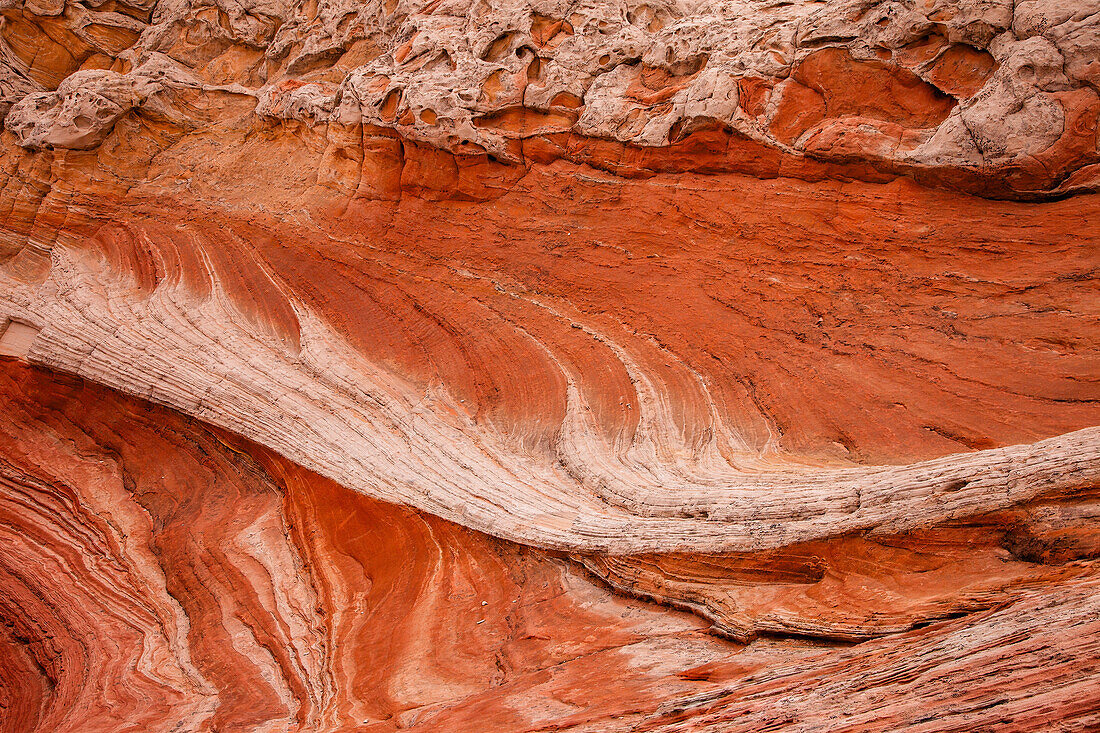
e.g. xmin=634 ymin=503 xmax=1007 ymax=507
xmin=2 ymin=0 xmax=1100 ymax=729
xmin=0 ymin=360 xmax=732 ymax=731
xmin=4 ymin=360 xmax=1100 ymax=732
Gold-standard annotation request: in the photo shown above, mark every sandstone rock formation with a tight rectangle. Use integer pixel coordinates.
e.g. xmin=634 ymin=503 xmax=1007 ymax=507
xmin=5 ymin=361 xmax=1100 ymax=731
xmin=1 ymin=0 xmax=1099 ymax=730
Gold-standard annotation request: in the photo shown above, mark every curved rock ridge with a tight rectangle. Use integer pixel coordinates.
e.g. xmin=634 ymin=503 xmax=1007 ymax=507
xmin=4 ymin=360 xmax=1100 ymax=732
xmin=1 ymin=145 xmax=1098 ymax=552
xmin=4 ymin=257 xmax=1099 ymax=553
xmin=1 ymin=0 xmax=1099 ymax=197
xmin=578 ymin=493 xmax=1100 ymax=642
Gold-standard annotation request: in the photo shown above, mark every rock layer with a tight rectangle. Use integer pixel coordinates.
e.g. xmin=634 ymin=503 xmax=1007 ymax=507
xmin=3 ymin=360 xmax=1100 ymax=733
xmin=3 ymin=0 xmax=1100 ymax=196
xmin=1 ymin=0 xmax=1099 ymax=729
xmin=1 ymin=143 xmax=1098 ymax=552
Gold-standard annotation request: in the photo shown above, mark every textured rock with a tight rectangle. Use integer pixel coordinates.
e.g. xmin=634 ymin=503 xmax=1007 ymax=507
xmin=1 ymin=0 xmax=1099 ymax=195
xmin=0 ymin=360 xmax=734 ymax=731
xmin=1 ymin=0 xmax=1099 ymax=729
xmin=578 ymin=501 xmax=1100 ymax=642
xmin=1 ymin=148 xmax=1098 ymax=552
xmin=3 ymin=360 xmax=1100 ymax=733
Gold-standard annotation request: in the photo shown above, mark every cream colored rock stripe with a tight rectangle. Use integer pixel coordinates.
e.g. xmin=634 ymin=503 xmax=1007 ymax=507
xmin=3 ymin=244 xmax=1098 ymax=553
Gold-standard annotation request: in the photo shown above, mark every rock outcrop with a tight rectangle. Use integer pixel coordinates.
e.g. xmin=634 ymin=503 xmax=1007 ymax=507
xmin=3 ymin=0 xmax=1100 ymax=196
xmin=4 ymin=360 xmax=1100 ymax=732
xmin=3 ymin=147 xmax=1098 ymax=553
xmin=1 ymin=0 xmax=1099 ymax=730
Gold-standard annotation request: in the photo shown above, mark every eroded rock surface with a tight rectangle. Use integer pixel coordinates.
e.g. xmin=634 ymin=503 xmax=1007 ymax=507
xmin=1 ymin=0 xmax=1099 ymax=195
xmin=1 ymin=0 xmax=1099 ymax=730
xmin=3 ymin=361 xmax=1100 ymax=732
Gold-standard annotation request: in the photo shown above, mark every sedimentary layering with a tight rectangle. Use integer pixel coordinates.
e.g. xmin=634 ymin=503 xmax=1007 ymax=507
xmin=0 ymin=361 xmax=741 ymax=732
xmin=1 ymin=0 xmax=1099 ymax=730
xmin=5 ymin=361 xmax=1100 ymax=732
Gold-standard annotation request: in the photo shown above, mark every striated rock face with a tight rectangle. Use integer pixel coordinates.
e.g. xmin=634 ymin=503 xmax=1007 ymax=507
xmin=0 ymin=360 xmax=739 ymax=731
xmin=3 ymin=148 xmax=1099 ymax=553
xmin=4 ymin=360 xmax=1100 ymax=732
xmin=1 ymin=0 xmax=1099 ymax=730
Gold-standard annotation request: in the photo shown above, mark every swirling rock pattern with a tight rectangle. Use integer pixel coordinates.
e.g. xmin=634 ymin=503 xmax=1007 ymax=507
xmin=0 ymin=360 xmax=739 ymax=731
xmin=3 ymin=360 xmax=1100 ymax=732
xmin=0 ymin=0 xmax=1099 ymax=729
xmin=1 ymin=142 xmax=1098 ymax=552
